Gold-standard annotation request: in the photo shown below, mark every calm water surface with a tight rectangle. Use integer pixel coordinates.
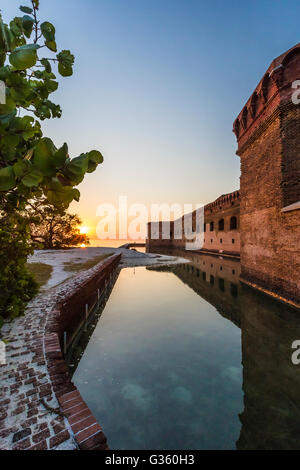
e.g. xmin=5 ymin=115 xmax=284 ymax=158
xmin=72 ymin=251 xmax=300 ymax=450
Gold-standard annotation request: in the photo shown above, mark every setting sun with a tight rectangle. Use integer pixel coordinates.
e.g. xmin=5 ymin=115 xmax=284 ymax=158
xmin=80 ymin=226 xmax=89 ymax=235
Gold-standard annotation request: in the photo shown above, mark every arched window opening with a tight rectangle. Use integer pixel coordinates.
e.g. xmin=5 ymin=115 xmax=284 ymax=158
xmin=233 ymin=119 xmax=240 ymax=139
xmin=210 ymin=221 xmax=214 ymax=232
xmin=262 ymin=74 xmax=270 ymax=102
xmin=250 ymin=92 xmax=258 ymax=117
xmin=218 ymin=219 xmax=225 ymax=231
xmin=242 ymin=107 xmax=248 ymax=129
xmin=230 ymin=216 xmax=237 ymax=230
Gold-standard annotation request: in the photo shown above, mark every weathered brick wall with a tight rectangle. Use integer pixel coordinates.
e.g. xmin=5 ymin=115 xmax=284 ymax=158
xmin=146 ymin=191 xmax=241 ymax=256
xmin=202 ymin=194 xmax=240 ymax=255
xmin=45 ymin=254 xmax=121 ymax=450
xmin=0 ymin=254 xmax=121 ymax=451
xmin=234 ymin=44 xmax=300 ymax=304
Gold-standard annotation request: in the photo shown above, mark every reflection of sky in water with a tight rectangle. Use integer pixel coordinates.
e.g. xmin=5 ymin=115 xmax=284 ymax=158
xmin=73 ymin=267 xmax=243 ymax=450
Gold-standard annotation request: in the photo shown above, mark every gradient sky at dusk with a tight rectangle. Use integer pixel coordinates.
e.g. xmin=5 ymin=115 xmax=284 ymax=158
xmin=2 ymin=0 xmax=300 ymax=236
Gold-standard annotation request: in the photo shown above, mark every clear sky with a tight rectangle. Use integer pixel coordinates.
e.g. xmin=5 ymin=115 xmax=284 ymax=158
xmin=2 ymin=0 xmax=300 ymax=236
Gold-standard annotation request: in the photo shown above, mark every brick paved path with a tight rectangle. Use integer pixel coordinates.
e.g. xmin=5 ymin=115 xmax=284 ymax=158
xmin=0 ymin=262 xmax=109 ymax=451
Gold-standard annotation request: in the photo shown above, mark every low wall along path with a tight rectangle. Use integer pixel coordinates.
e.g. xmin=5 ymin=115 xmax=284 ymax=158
xmin=0 ymin=254 xmax=121 ymax=451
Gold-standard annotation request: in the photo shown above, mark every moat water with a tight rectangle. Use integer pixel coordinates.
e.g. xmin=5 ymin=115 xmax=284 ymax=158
xmin=72 ymin=250 xmax=300 ymax=450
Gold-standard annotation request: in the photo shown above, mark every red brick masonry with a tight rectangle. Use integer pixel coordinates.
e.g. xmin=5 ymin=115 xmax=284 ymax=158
xmin=44 ymin=254 xmax=121 ymax=450
xmin=0 ymin=254 xmax=121 ymax=451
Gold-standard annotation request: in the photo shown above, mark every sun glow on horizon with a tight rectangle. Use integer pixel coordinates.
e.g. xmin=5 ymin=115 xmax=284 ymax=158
xmin=80 ymin=226 xmax=89 ymax=235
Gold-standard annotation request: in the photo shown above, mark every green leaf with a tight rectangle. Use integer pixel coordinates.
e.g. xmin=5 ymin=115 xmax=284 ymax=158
xmin=33 ymin=137 xmax=57 ymax=176
xmin=53 ymin=143 xmax=68 ymax=168
xmin=13 ymin=160 xmax=28 ymax=177
xmin=46 ymin=178 xmax=77 ymax=206
xmin=88 ymin=150 xmax=104 ymax=164
xmin=1 ymin=134 xmax=20 ymax=148
xmin=40 ymin=58 xmax=51 ymax=73
xmin=22 ymin=15 xmax=34 ymax=38
xmin=73 ymin=189 xmax=80 ymax=201
xmin=57 ymin=50 xmax=74 ymax=67
xmin=45 ymin=40 xmax=57 ymax=52
xmin=14 ymin=43 xmax=40 ymax=51
xmin=22 ymin=169 xmax=43 ymax=187
xmin=0 ymin=52 xmax=5 ymax=67
xmin=58 ymin=62 xmax=72 ymax=77
xmin=19 ymin=6 xmax=33 ymax=14
xmin=41 ymin=22 xmax=55 ymax=41
xmin=0 ymin=166 xmax=15 ymax=191
xmin=0 ymin=94 xmax=16 ymax=115
xmin=87 ymin=160 xmax=97 ymax=173
xmin=10 ymin=18 xmax=23 ymax=37
xmin=64 ymin=154 xmax=88 ymax=185
xmin=0 ymin=109 xmax=17 ymax=124
xmin=9 ymin=44 xmax=39 ymax=70
xmin=45 ymin=79 xmax=58 ymax=93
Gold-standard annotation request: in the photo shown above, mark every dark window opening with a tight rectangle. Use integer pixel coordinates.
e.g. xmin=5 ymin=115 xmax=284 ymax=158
xmin=220 ymin=239 xmax=223 ymax=244
xmin=230 ymin=283 xmax=238 ymax=298
xmin=202 ymin=272 xmax=206 ymax=281
xmin=210 ymin=275 xmax=214 ymax=285
xmin=218 ymin=219 xmax=224 ymax=231
xmin=230 ymin=216 xmax=237 ymax=230
xmin=219 ymin=278 xmax=225 ymax=292
xmin=242 ymin=107 xmax=248 ymax=128
xmin=250 ymin=92 xmax=258 ymax=117
xmin=262 ymin=74 xmax=270 ymax=102
xmin=210 ymin=221 xmax=214 ymax=232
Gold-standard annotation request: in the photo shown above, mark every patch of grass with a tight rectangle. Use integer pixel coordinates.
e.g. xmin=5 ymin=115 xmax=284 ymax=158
xmin=27 ymin=263 xmax=53 ymax=288
xmin=63 ymin=253 xmax=113 ymax=273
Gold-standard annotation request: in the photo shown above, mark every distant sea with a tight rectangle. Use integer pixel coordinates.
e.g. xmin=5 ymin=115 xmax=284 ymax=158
xmin=88 ymin=239 xmax=145 ymax=248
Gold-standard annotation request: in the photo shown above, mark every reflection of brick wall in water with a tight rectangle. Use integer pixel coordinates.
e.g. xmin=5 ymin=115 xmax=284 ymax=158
xmin=234 ymin=43 xmax=300 ymax=304
xmin=238 ymin=286 xmax=300 ymax=450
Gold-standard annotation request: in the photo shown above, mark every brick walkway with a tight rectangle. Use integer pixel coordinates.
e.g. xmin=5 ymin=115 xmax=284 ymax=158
xmin=0 ymin=286 xmax=76 ymax=450
xmin=0 ymin=260 xmax=116 ymax=451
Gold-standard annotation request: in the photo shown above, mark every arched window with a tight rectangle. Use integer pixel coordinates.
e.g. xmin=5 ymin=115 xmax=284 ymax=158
xmin=242 ymin=107 xmax=248 ymax=129
xmin=210 ymin=221 xmax=214 ymax=232
xmin=218 ymin=219 xmax=224 ymax=231
xmin=262 ymin=74 xmax=270 ymax=102
xmin=230 ymin=216 xmax=237 ymax=230
xmin=203 ymin=223 xmax=206 ymax=233
xmin=250 ymin=91 xmax=258 ymax=117
xmin=234 ymin=119 xmax=240 ymax=138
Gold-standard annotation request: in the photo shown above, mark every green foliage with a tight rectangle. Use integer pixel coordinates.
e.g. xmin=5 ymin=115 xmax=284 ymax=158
xmin=0 ymin=215 xmax=38 ymax=319
xmin=0 ymin=1 xmax=104 ymax=321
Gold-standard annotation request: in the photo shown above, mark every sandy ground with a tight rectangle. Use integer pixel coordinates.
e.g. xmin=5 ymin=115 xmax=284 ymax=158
xmin=28 ymin=247 xmax=189 ymax=290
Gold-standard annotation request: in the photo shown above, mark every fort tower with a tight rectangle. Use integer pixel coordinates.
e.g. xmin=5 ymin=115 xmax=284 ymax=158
xmin=233 ymin=44 xmax=300 ymax=304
